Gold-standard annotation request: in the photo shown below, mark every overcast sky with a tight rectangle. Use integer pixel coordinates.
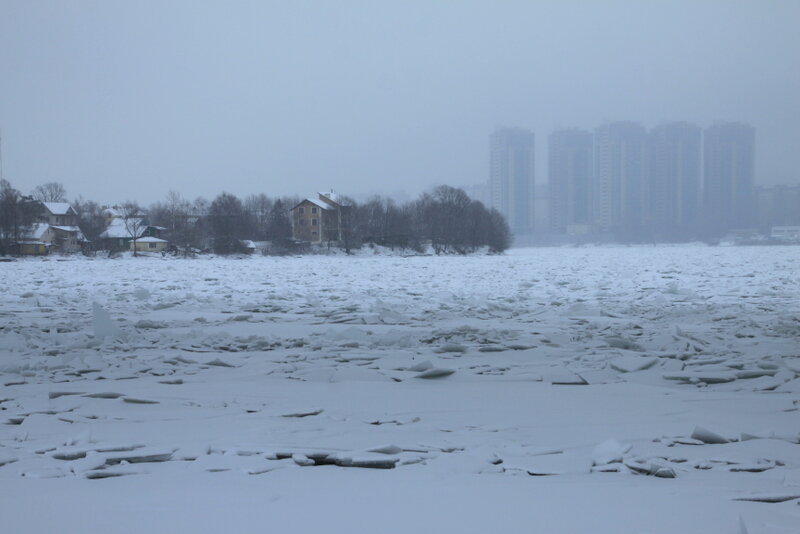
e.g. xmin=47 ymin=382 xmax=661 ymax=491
xmin=1 ymin=0 xmax=798 ymax=205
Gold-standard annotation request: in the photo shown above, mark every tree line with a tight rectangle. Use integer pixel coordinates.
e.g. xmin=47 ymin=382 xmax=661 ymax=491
xmin=0 ymin=180 xmax=510 ymax=256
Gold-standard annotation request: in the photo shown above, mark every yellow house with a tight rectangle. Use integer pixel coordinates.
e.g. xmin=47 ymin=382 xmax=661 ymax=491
xmin=130 ymin=236 xmax=168 ymax=253
xmin=17 ymin=223 xmax=52 ymax=255
xmin=18 ymin=241 xmax=48 ymax=255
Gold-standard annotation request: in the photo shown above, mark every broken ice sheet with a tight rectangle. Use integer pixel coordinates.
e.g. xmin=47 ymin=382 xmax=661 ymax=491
xmin=522 ymin=452 xmax=593 ymax=476
xmin=2 ymin=246 xmax=800 ymax=532
xmin=691 ymin=426 xmax=731 ymax=444
xmin=414 ymin=368 xmax=455 ymax=379
xmin=609 ymin=356 xmax=657 ymax=373
xmin=92 ymin=302 xmax=119 ymax=339
xmin=591 ymin=439 xmax=632 ymax=465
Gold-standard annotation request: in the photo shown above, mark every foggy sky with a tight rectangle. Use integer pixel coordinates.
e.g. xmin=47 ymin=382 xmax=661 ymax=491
xmin=1 ymin=0 xmax=798 ymax=205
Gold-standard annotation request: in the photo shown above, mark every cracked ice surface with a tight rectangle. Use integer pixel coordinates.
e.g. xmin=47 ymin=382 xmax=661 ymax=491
xmin=1 ymin=245 xmax=799 ymax=533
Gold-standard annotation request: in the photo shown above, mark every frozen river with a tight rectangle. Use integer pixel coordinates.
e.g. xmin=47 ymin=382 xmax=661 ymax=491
xmin=1 ymin=245 xmax=799 ymax=533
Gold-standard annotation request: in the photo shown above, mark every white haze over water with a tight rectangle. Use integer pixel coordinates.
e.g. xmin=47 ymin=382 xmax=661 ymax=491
xmin=0 ymin=1 xmax=799 ymax=203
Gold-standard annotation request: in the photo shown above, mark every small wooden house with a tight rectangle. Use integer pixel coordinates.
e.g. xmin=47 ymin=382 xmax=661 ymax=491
xmin=100 ymin=217 xmax=167 ymax=252
xmin=17 ymin=241 xmax=48 ymax=255
xmin=130 ymin=236 xmax=168 ymax=253
xmin=17 ymin=223 xmax=52 ymax=255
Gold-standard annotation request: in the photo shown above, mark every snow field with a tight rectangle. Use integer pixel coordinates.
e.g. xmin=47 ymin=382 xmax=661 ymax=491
xmin=0 ymin=245 xmax=799 ymax=533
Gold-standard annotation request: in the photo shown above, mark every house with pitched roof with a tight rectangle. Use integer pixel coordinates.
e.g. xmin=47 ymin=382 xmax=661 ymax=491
xmin=291 ymin=191 xmax=347 ymax=243
xmin=18 ymin=202 xmax=89 ymax=254
xmin=130 ymin=236 xmax=169 ymax=253
xmin=99 ymin=216 xmax=167 ymax=252
xmin=17 ymin=223 xmax=52 ymax=255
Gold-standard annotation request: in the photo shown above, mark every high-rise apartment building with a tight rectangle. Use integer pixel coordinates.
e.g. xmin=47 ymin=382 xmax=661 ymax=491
xmin=754 ymin=184 xmax=800 ymax=234
xmin=592 ymin=122 xmax=647 ymax=237
xmin=489 ymin=127 xmax=535 ymax=235
xmin=548 ymin=129 xmax=592 ymax=235
xmin=647 ymin=122 xmax=702 ymax=240
xmin=703 ymin=122 xmax=756 ymax=237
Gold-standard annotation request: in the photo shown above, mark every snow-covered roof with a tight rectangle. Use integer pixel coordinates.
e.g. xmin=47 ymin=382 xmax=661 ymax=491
xmin=240 ymin=239 xmax=256 ymax=249
xmin=136 ymin=236 xmax=168 ymax=243
xmin=100 ymin=218 xmax=147 ymax=239
xmin=318 ymin=191 xmax=350 ymax=207
xmin=43 ymin=202 xmax=74 ymax=215
xmin=302 ymin=198 xmax=335 ymax=210
xmin=50 ymin=225 xmax=88 ymax=242
xmin=318 ymin=191 xmax=341 ymax=203
xmin=25 ymin=223 xmax=51 ymax=241
xmin=291 ymin=192 xmax=351 ymax=212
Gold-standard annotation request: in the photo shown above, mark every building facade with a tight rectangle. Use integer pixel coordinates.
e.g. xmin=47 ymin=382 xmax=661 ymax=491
xmin=703 ymin=122 xmax=756 ymax=237
xmin=548 ymin=129 xmax=592 ymax=235
xmin=33 ymin=202 xmax=87 ymax=253
xmin=291 ymin=191 xmax=346 ymax=243
xmin=130 ymin=236 xmax=169 ymax=253
xmin=647 ymin=122 xmax=702 ymax=240
xmin=489 ymin=127 xmax=535 ymax=235
xmin=592 ymin=122 xmax=647 ymax=239
xmin=755 ymin=184 xmax=800 ymax=234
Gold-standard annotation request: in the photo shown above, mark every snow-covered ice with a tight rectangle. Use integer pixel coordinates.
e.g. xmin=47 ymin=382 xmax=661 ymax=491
xmin=1 ymin=245 xmax=799 ymax=533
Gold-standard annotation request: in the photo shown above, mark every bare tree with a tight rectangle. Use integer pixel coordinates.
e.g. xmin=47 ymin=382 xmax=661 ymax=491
xmin=0 ymin=180 xmax=19 ymax=254
xmin=430 ymin=186 xmax=472 ymax=253
xmin=409 ymin=186 xmax=507 ymax=253
xmin=0 ymin=180 xmax=39 ymax=255
xmin=167 ymin=191 xmax=194 ymax=256
xmin=72 ymin=196 xmax=106 ymax=251
xmin=191 ymin=197 xmax=211 ymax=251
xmin=32 ymin=182 xmax=67 ymax=203
xmin=266 ymin=199 xmax=291 ymax=238
xmin=336 ymin=196 xmax=358 ymax=254
xmin=149 ymin=191 xmax=195 ymax=255
xmin=120 ymin=201 xmax=147 ymax=257
xmin=356 ymin=196 xmax=413 ymax=250
xmin=209 ymin=192 xmax=246 ymax=254
xmin=256 ymin=199 xmax=292 ymax=254
xmin=244 ymin=193 xmax=273 ymax=241
xmin=486 ymin=208 xmax=511 ymax=253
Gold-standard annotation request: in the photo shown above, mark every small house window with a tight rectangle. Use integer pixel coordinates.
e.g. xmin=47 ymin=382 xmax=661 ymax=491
xmin=149 ymin=242 xmax=157 ymax=249
xmin=300 ymin=219 xmax=306 ymax=226
xmin=311 ymin=218 xmax=318 ymax=226
xmin=299 ymin=207 xmax=305 ymax=214
xmin=311 ymin=207 xmax=318 ymax=214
